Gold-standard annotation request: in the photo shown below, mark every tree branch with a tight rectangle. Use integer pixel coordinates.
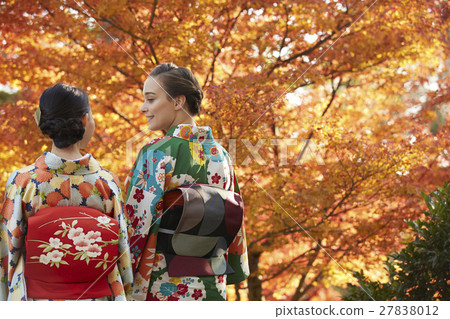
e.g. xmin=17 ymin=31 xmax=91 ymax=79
xmin=291 ymin=242 xmax=321 ymax=300
xmin=267 ymin=29 xmax=339 ymax=77
xmin=203 ymin=8 xmax=245 ymax=87
xmin=66 ymin=1 xmax=159 ymax=65
xmin=104 ymin=105 xmax=140 ymax=129
xmin=148 ymin=0 xmax=158 ymax=30
xmin=261 ymin=247 xmax=315 ymax=282
xmin=297 ymin=76 xmax=341 ymax=163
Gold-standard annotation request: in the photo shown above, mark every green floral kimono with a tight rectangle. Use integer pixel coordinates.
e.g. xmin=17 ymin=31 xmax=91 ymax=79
xmin=125 ymin=124 xmax=249 ymax=301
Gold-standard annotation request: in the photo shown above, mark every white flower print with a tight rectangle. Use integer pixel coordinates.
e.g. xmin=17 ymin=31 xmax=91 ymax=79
xmin=85 ymin=230 xmax=102 ymax=243
xmin=73 ymin=237 xmax=90 ymax=251
xmin=30 ymin=212 xmax=120 ymax=270
xmin=157 ymin=172 xmax=165 ymax=183
xmin=68 ymin=227 xmax=84 ymax=240
xmin=48 ymin=237 xmax=62 ymax=249
xmin=86 ymin=244 xmax=102 ymax=258
xmin=39 ymin=254 xmax=50 ymax=265
xmin=47 ymin=250 xmax=64 ymax=263
xmin=97 ymin=216 xmax=110 ymax=224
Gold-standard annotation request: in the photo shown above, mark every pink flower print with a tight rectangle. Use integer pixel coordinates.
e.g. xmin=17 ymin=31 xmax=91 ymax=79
xmin=211 ymin=173 xmax=221 ymax=184
xmin=176 ymin=283 xmax=188 ymax=296
xmin=210 ymin=147 xmax=219 ymax=156
xmin=86 ymin=244 xmax=102 ymax=258
xmin=218 ymin=275 xmax=224 ymax=283
xmin=73 ymin=237 xmax=90 ymax=251
xmin=157 ymin=173 xmax=165 ymax=183
xmin=68 ymin=227 xmax=84 ymax=240
xmin=49 ymin=237 xmax=62 ymax=249
xmin=198 ymin=135 xmax=205 ymax=143
xmin=192 ymin=289 xmax=203 ymax=300
xmin=160 ymin=162 xmax=166 ymax=169
xmin=39 ymin=254 xmax=50 ymax=265
xmin=199 ymin=150 xmax=205 ymax=161
xmin=47 ymin=250 xmax=64 ymax=263
xmin=152 ymin=157 xmax=158 ymax=163
xmin=148 ymin=185 xmax=156 ymax=193
xmin=133 ymin=188 xmax=145 ymax=203
xmin=85 ymin=231 xmax=102 ymax=243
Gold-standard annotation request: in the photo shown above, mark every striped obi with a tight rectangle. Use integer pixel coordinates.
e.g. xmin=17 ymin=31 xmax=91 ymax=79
xmin=157 ymin=184 xmax=244 ymax=277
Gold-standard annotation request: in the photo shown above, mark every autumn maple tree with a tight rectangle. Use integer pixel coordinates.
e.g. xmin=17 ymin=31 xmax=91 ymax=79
xmin=1 ymin=0 xmax=449 ymax=300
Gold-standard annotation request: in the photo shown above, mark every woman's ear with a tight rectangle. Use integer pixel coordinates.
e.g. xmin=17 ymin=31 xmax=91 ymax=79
xmin=174 ymin=96 xmax=186 ymax=110
xmin=81 ymin=113 xmax=89 ymax=127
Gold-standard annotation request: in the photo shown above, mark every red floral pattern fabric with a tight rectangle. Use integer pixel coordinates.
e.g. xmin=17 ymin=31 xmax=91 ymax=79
xmin=0 ymin=152 xmax=133 ymax=301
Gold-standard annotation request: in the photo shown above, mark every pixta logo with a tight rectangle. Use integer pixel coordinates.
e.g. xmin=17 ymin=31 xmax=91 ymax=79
xmin=126 ymin=129 xmax=325 ymax=167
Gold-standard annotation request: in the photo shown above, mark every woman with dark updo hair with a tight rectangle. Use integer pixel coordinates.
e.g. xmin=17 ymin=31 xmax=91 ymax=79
xmin=38 ymin=83 xmax=93 ymax=151
xmin=0 ymin=83 xmax=132 ymax=301
xmin=125 ymin=63 xmax=249 ymax=301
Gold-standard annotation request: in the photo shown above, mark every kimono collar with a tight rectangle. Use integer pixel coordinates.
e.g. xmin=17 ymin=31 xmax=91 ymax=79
xmin=35 ymin=152 xmax=101 ymax=175
xmin=167 ymin=124 xmax=214 ymax=144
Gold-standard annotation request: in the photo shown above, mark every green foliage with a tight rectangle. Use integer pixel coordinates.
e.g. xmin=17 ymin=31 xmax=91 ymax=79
xmin=341 ymin=182 xmax=450 ymax=301
xmin=0 ymin=90 xmax=17 ymax=105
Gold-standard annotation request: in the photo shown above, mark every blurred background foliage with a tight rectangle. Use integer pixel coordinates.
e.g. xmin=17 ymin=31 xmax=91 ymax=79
xmin=1 ymin=0 xmax=449 ymax=300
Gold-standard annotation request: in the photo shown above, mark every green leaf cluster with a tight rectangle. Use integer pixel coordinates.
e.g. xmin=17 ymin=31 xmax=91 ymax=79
xmin=341 ymin=182 xmax=450 ymax=301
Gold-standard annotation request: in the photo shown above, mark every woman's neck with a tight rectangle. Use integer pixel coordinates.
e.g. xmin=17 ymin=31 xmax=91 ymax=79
xmin=163 ymin=115 xmax=196 ymax=135
xmin=50 ymin=143 xmax=84 ymax=160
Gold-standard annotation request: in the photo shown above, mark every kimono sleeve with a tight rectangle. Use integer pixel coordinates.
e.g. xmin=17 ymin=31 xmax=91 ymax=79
xmin=0 ymin=171 xmax=27 ymax=301
xmin=107 ymin=174 xmax=133 ymax=300
xmin=226 ymin=172 xmax=250 ymax=284
xmin=125 ymin=146 xmax=172 ymax=274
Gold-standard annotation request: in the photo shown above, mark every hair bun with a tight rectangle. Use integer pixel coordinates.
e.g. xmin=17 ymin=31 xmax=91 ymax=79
xmin=39 ymin=118 xmax=85 ymax=149
xmin=150 ymin=64 xmax=203 ymax=116
xmin=38 ymin=83 xmax=91 ymax=148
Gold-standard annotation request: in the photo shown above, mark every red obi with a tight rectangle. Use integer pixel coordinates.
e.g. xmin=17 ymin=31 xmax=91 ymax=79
xmin=24 ymin=206 xmax=119 ymax=299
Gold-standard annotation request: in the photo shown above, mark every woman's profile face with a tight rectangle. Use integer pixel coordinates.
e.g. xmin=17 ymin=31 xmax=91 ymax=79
xmin=140 ymin=76 xmax=177 ymax=132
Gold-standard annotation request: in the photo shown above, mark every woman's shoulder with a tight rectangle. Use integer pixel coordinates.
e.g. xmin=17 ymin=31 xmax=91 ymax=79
xmin=137 ymin=136 xmax=182 ymax=158
xmin=5 ymin=164 xmax=37 ymax=188
xmin=96 ymin=166 xmax=121 ymax=187
xmin=143 ymin=136 xmax=176 ymax=150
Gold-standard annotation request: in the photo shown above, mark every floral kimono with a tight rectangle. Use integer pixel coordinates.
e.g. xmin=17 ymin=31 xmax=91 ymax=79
xmin=0 ymin=152 xmax=133 ymax=301
xmin=125 ymin=124 xmax=249 ymax=301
